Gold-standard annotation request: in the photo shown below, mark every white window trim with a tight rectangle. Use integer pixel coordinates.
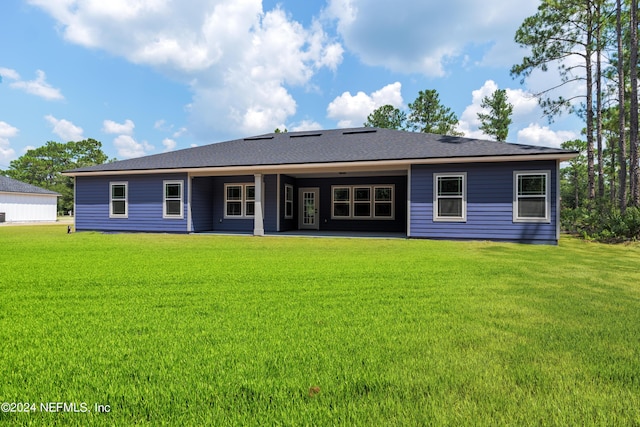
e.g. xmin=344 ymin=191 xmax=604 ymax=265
xmin=374 ymin=185 xmax=395 ymax=219
xmin=109 ymin=181 xmax=128 ymax=218
xmin=330 ymin=185 xmax=395 ymax=220
xmin=513 ymin=170 xmax=551 ymax=223
xmin=433 ymin=173 xmax=467 ymax=222
xmin=284 ymin=184 xmax=294 ymax=219
xmin=163 ymin=180 xmax=184 ymax=219
xmin=332 ymin=186 xmax=351 ymax=218
xmin=353 ymin=187 xmax=372 ymax=218
xmin=224 ymin=183 xmax=255 ymax=219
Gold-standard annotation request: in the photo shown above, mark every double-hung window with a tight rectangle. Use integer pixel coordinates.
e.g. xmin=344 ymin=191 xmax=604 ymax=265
xmin=163 ymin=180 xmax=183 ymax=219
xmin=353 ymin=187 xmax=371 ymax=217
xmin=332 ymin=187 xmax=351 ymax=218
xmin=374 ymin=187 xmax=393 ymax=217
xmin=513 ymin=171 xmax=550 ymax=222
xmin=225 ymin=184 xmax=255 ymax=218
xmin=284 ymin=184 xmax=294 ymax=219
xmin=110 ymin=182 xmax=128 ymax=218
xmin=433 ymin=173 xmax=466 ymax=222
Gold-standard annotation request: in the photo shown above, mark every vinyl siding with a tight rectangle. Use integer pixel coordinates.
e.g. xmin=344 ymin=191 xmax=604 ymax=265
xmin=410 ymin=161 xmax=558 ymax=244
xmin=209 ymin=175 xmax=277 ymax=233
xmin=0 ymin=193 xmax=58 ymax=222
xmin=75 ymin=173 xmax=188 ymax=232
xmin=191 ymin=176 xmax=214 ymax=232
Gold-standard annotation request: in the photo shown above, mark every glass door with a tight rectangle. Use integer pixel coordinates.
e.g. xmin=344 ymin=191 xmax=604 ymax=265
xmin=298 ymin=188 xmax=319 ymax=230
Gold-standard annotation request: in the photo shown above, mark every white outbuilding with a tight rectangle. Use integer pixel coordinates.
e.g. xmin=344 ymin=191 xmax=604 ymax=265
xmin=0 ymin=176 xmax=60 ymax=223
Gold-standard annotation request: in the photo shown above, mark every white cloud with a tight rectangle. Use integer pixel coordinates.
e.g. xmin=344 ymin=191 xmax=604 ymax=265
xmin=28 ymin=1 xmax=343 ymax=137
xmin=0 ymin=121 xmax=18 ymax=163
xmin=289 ymin=120 xmax=323 ymax=132
xmin=516 ymin=123 xmax=578 ymax=148
xmin=162 ymin=138 xmax=177 ymax=152
xmin=10 ymin=70 xmax=64 ymax=100
xmin=44 ymin=115 xmax=84 ymax=141
xmin=113 ymin=135 xmax=154 ymax=158
xmin=0 ymin=67 xmax=20 ymax=81
xmin=326 ymin=82 xmax=403 ymax=128
xmin=102 ymin=119 xmax=135 ymax=135
xmin=457 ymin=80 xmax=544 ymax=141
xmin=325 ymin=0 xmax=538 ymax=76
xmin=172 ymin=127 xmax=187 ymax=138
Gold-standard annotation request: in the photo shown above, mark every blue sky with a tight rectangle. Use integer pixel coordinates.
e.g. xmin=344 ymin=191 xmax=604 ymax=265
xmin=0 ymin=0 xmax=583 ymax=168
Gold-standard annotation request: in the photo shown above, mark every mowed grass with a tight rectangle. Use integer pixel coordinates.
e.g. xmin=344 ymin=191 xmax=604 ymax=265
xmin=0 ymin=226 xmax=639 ymax=426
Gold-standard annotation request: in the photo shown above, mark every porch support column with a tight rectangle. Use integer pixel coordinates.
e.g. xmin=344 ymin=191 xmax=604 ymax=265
xmin=253 ymin=173 xmax=264 ymax=236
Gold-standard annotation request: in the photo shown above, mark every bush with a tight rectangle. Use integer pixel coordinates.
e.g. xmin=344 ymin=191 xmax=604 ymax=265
xmin=562 ymin=206 xmax=640 ymax=242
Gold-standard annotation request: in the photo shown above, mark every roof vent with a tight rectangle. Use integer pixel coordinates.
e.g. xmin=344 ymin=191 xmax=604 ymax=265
xmin=342 ymin=129 xmax=377 ymax=135
xmin=244 ymin=136 xmax=274 ymax=141
xmin=289 ymin=133 xmax=323 ymax=138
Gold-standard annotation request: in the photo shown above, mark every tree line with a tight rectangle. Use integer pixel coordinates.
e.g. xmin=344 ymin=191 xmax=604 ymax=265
xmin=511 ymin=0 xmax=640 ymax=239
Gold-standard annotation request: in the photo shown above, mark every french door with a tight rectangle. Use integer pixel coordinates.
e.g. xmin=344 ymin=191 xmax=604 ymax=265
xmin=298 ymin=188 xmax=319 ymax=230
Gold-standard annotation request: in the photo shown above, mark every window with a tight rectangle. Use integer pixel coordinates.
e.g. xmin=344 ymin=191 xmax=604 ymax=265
xmin=163 ymin=180 xmax=183 ymax=218
xmin=333 ymin=187 xmax=351 ymax=217
xmin=110 ymin=182 xmax=128 ymax=218
xmin=433 ymin=173 xmax=466 ymax=222
xmin=225 ymin=184 xmax=255 ymax=218
xmin=245 ymin=185 xmax=255 ymax=216
xmin=331 ymin=185 xmax=394 ymax=219
xmin=353 ymin=187 xmax=371 ymax=217
xmin=374 ymin=187 xmax=393 ymax=218
xmin=284 ymin=184 xmax=294 ymax=219
xmin=513 ymin=171 xmax=550 ymax=222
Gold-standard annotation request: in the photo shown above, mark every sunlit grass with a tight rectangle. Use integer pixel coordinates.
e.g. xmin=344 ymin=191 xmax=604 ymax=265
xmin=0 ymin=225 xmax=639 ymax=425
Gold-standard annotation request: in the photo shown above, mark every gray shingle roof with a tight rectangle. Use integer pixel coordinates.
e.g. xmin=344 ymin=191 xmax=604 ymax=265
xmin=66 ymin=127 xmax=577 ymax=174
xmin=0 ymin=175 xmax=60 ymax=195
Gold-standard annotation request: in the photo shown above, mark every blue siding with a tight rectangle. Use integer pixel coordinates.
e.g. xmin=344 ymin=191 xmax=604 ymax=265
xmin=211 ymin=176 xmax=253 ymax=232
xmin=191 ymin=177 xmax=214 ymax=232
xmin=76 ymin=173 xmax=188 ymax=233
xmin=296 ymin=176 xmax=407 ymax=232
xmin=208 ymin=174 xmax=277 ymax=233
xmin=410 ymin=161 xmax=558 ymax=244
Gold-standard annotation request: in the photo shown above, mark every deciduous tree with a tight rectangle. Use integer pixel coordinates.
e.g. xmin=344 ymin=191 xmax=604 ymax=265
xmin=1 ymin=139 xmax=111 ymax=213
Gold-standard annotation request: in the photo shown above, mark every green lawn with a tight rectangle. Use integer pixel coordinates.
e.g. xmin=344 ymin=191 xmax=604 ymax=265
xmin=0 ymin=226 xmax=639 ymax=426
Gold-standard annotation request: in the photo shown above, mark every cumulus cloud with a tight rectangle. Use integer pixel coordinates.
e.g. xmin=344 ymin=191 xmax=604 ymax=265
xmin=102 ymin=119 xmax=135 ymax=135
xmin=325 ymin=0 xmax=538 ymax=76
xmin=289 ymin=120 xmax=323 ymax=132
xmin=455 ymin=80 xmax=576 ymax=148
xmin=516 ymin=123 xmax=578 ymax=148
xmin=44 ymin=115 xmax=84 ymax=141
xmin=8 ymin=70 xmax=64 ymax=100
xmin=162 ymin=138 xmax=177 ymax=152
xmin=327 ymin=82 xmax=403 ymax=127
xmin=0 ymin=121 xmax=18 ymax=163
xmin=0 ymin=67 xmax=20 ymax=81
xmin=113 ymin=135 xmax=154 ymax=159
xmin=28 ymin=0 xmax=344 ymax=137
xmin=457 ymin=80 xmax=539 ymax=140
